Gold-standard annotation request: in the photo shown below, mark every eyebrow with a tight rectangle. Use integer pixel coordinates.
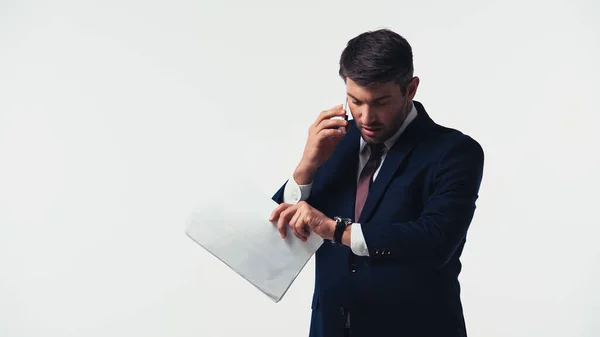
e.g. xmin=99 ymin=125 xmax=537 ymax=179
xmin=347 ymin=93 xmax=392 ymax=103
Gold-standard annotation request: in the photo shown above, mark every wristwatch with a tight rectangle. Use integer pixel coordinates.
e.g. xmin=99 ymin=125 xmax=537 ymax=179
xmin=332 ymin=216 xmax=353 ymax=244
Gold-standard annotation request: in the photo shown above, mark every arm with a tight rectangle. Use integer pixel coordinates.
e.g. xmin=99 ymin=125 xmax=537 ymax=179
xmin=273 ymin=175 xmax=373 ymax=255
xmin=272 ymin=168 xmax=374 ymax=254
xmin=358 ymin=137 xmax=485 ymax=267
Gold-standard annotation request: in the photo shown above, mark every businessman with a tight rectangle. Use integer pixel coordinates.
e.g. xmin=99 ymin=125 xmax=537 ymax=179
xmin=269 ymin=28 xmax=484 ymax=337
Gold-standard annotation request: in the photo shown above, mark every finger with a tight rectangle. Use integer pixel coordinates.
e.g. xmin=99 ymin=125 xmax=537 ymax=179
xmin=269 ymin=203 xmax=291 ymax=222
xmin=312 ymin=105 xmax=346 ymax=127
xmin=277 ymin=221 xmax=287 ymax=239
xmin=291 ymin=222 xmax=305 ymax=242
xmin=297 ymin=204 xmax=312 ymax=240
xmin=301 ymin=224 xmax=311 ymax=238
xmin=279 ymin=205 xmax=297 ymax=225
xmin=315 ymin=118 xmax=349 ymax=132
xmin=295 ymin=222 xmax=310 ymax=241
xmin=318 ymin=128 xmax=346 ymax=140
xmin=269 ymin=204 xmax=283 ymax=222
xmin=290 ymin=211 xmax=307 ymax=242
xmin=275 ymin=206 xmax=289 ymax=238
xmin=297 ymin=202 xmax=318 ymax=239
xmin=289 ymin=209 xmax=301 ymax=230
xmin=277 ymin=206 xmax=297 ymax=238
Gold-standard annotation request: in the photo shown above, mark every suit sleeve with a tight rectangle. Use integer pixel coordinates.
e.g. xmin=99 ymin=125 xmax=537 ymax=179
xmin=360 ymin=137 xmax=485 ymax=267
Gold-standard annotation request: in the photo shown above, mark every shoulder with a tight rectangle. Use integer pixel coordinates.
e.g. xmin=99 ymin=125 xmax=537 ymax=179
xmin=430 ymin=131 xmax=484 ymax=187
xmin=410 ymin=101 xmax=483 ymax=160
xmin=435 ymin=126 xmax=482 ymax=157
xmin=415 ymin=123 xmax=484 ymax=174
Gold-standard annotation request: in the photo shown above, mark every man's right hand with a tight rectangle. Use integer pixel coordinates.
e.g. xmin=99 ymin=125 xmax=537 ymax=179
xmin=294 ymin=104 xmax=349 ymax=185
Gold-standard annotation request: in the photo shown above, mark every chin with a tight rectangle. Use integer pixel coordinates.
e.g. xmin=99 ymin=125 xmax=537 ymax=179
xmin=360 ymin=132 xmax=381 ymax=144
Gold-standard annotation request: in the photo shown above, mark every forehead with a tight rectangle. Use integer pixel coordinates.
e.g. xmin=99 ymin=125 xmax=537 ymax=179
xmin=346 ymin=78 xmax=400 ymax=101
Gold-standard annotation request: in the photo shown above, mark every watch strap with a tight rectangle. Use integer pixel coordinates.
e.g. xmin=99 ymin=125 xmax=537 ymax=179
xmin=333 ymin=217 xmax=352 ymax=244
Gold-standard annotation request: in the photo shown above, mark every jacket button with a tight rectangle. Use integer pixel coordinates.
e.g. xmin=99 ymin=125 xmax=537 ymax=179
xmin=350 ymin=264 xmax=356 ymax=273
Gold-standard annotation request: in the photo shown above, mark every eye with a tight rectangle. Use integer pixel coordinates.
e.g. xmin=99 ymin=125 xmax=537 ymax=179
xmin=352 ymin=101 xmax=362 ymax=106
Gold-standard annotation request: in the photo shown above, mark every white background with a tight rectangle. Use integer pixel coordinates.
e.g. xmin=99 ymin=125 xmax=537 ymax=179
xmin=1 ymin=1 xmax=599 ymax=336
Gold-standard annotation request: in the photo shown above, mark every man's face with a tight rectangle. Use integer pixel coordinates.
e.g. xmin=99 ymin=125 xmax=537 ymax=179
xmin=346 ymin=77 xmax=418 ymax=144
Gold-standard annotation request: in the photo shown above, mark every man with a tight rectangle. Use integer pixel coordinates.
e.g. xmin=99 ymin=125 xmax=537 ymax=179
xmin=269 ymin=28 xmax=484 ymax=337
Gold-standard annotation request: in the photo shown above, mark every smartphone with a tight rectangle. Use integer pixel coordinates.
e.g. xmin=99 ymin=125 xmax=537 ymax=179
xmin=344 ymin=97 xmax=350 ymax=121
xmin=329 ymin=97 xmax=349 ymax=133
xmin=342 ymin=97 xmax=350 ymax=133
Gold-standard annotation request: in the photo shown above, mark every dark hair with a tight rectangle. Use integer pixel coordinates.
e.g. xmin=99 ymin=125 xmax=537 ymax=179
xmin=338 ymin=28 xmax=414 ymax=92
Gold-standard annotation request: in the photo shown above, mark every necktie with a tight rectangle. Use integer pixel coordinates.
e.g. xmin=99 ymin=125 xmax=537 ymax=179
xmin=354 ymin=143 xmax=385 ymax=221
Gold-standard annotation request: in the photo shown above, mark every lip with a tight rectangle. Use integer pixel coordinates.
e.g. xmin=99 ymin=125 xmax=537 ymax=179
xmin=362 ymin=126 xmax=380 ymax=136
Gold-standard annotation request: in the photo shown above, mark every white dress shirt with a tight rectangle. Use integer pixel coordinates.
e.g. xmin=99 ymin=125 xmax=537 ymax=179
xmin=282 ymin=102 xmax=418 ymax=256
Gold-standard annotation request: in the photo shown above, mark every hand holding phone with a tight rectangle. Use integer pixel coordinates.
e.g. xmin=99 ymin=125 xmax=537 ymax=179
xmin=294 ymin=104 xmax=349 ymax=184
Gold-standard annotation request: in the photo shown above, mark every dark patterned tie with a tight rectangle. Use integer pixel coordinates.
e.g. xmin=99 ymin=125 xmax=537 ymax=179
xmin=354 ymin=143 xmax=385 ymax=221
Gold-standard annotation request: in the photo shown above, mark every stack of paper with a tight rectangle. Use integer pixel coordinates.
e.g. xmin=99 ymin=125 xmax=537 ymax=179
xmin=185 ymin=182 xmax=323 ymax=302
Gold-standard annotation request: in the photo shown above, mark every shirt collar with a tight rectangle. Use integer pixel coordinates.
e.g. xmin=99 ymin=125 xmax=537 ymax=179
xmin=359 ymin=101 xmax=418 ymax=154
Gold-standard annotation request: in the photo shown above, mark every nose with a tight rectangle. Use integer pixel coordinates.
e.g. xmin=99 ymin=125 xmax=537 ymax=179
xmin=360 ymin=106 xmax=377 ymax=125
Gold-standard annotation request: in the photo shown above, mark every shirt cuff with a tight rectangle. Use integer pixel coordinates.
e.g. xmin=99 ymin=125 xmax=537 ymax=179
xmin=282 ymin=175 xmax=312 ymax=204
xmin=350 ymin=223 xmax=370 ymax=256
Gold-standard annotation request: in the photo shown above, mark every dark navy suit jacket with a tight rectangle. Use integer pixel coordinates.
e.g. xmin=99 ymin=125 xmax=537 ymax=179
xmin=272 ymin=101 xmax=484 ymax=337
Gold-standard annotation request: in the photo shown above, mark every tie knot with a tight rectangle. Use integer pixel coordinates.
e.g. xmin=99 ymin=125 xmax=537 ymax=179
xmin=369 ymin=143 xmax=385 ymax=158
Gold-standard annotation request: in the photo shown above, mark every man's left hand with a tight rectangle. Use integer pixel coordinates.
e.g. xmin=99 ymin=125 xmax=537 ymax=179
xmin=269 ymin=201 xmax=335 ymax=242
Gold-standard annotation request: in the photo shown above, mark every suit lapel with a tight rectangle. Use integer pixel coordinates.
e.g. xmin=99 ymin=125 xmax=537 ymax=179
xmin=357 ymin=101 xmax=434 ymax=223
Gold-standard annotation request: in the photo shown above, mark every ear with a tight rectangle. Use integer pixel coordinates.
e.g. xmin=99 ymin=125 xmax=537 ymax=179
xmin=406 ymin=76 xmax=420 ymax=100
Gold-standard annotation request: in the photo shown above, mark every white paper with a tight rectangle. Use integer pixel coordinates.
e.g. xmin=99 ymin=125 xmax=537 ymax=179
xmin=185 ymin=182 xmax=324 ymax=302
